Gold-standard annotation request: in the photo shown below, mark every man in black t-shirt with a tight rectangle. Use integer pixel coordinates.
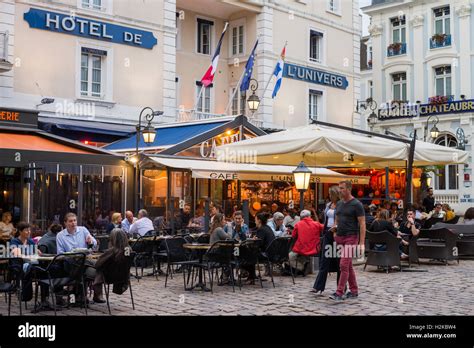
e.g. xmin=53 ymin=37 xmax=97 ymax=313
xmin=398 ymin=209 xmax=421 ymax=259
xmin=329 ymin=181 xmax=366 ymax=301
xmin=422 ymin=187 xmax=435 ymax=214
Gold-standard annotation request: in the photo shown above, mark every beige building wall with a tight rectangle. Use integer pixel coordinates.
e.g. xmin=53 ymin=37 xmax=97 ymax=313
xmin=1 ymin=0 xmax=361 ymax=129
xmin=2 ymin=0 xmax=170 ymax=125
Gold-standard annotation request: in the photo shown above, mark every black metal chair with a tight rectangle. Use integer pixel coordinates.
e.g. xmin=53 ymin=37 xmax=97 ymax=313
xmin=196 ymin=234 xmax=210 ymax=244
xmin=37 ymin=244 xmax=49 ymax=254
xmin=0 ymin=258 xmax=24 ymax=315
xmin=409 ymin=227 xmax=459 ymax=265
xmin=235 ymin=239 xmax=263 ymax=288
xmin=102 ymin=253 xmax=135 ymax=315
xmin=34 ymin=252 xmax=88 ymax=315
xmin=131 ymin=235 xmax=156 ymax=280
xmin=195 ymin=240 xmax=236 ymax=292
xmin=364 ymin=231 xmax=401 ymax=273
xmin=163 ymin=237 xmax=199 ymax=288
xmin=259 ymin=237 xmax=294 ymax=287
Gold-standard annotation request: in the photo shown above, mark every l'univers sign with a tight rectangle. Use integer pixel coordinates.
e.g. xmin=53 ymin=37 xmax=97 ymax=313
xmin=24 ymin=8 xmax=157 ymax=49
xmin=283 ymin=63 xmax=349 ymax=90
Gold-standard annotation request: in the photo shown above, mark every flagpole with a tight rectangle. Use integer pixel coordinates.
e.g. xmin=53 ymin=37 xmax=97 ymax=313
xmin=224 ymin=66 xmax=247 ymax=115
xmin=224 ymin=35 xmax=261 ymax=115
xmin=193 ymin=22 xmax=229 ymax=118
xmin=192 ymin=86 xmax=204 ymax=117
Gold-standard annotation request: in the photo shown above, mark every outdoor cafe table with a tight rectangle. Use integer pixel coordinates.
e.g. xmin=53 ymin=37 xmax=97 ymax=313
xmin=183 ymin=243 xmax=211 ymax=291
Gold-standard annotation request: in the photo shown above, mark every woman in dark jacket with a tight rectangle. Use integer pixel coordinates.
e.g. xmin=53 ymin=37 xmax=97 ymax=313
xmin=242 ymin=212 xmax=275 ymax=285
xmin=90 ymin=228 xmax=130 ymax=302
xmin=255 ymin=212 xmax=275 ymax=252
xmin=369 ymin=209 xmax=397 ymax=235
xmin=312 ymin=186 xmax=340 ymax=295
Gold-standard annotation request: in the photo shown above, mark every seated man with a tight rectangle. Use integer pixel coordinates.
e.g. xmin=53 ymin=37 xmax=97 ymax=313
xmin=428 ymin=203 xmax=446 ymax=220
xmin=121 ymin=210 xmax=137 ymax=235
xmin=288 ymin=210 xmax=323 ymax=274
xmin=397 ymin=209 xmax=421 ymax=259
xmin=175 ymin=204 xmax=192 ymax=231
xmin=56 ymin=213 xmax=97 ymax=253
xmin=224 ymin=210 xmax=249 ymax=241
xmin=267 ymin=212 xmax=287 ymax=237
xmin=38 ymin=223 xmax=62 ymax=254
xmin=129 ymin=209 xmax=154 ymax=237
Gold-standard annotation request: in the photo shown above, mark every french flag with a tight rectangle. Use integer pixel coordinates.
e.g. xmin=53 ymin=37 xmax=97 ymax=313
xmin=200 ymin=22 xmax=229 ymax=87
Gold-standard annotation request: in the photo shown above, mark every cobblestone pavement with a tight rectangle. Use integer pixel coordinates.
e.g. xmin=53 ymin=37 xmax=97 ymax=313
xmin=1 ymin=260 xmax=473 ymax=316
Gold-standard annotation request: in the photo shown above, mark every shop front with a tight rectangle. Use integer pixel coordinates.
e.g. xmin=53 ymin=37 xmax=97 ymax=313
xmin=106 ymin=115 xmax=369 ymax=221
xmin=141 ymin=156 xmax=369 ymax=219
xmin=0 ymin=108 xmax=132 ymax=233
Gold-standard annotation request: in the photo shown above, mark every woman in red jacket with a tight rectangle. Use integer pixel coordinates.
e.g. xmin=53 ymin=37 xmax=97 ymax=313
xmin=288 ymin=210 xmax=323 ymax=275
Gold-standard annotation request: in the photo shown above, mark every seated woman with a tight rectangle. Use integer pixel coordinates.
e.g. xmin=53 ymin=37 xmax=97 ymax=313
xmin=89 ymin=228 xmax=131 ymax=303
xmin=0 ymin=212 xmax=15 ymax=240
xmin=188 ymin=207 xmax=205 ymax=233
xmin=106 ymin=213 xmax=123 ymax=234
xmin=442 ymin=204 xmax=456 ymax=222
xmin=369 ymin=209 xmax=407 ymax=254
xmin=459 ymin=207 xmax=474 ymax=225
xmin=10 ymin=221 xmax=36 ymax=257
xmin=209 ymin=213 xmax=231 ymax=244
xmin=9 ymin=222 xmax=51 ymax=305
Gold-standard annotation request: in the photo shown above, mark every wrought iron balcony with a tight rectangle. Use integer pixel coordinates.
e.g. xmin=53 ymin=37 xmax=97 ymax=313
xmin=430 ymin=34 xmax=451 ymax=49
xmin=387 ymin=42 xmax=406 ymax=57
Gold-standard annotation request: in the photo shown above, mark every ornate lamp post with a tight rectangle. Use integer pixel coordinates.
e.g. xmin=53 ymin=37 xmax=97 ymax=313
xmin=134 ymin=107 xmax=163 ymax=212
xmin=293 ymin=161 xmax=312 ymax=211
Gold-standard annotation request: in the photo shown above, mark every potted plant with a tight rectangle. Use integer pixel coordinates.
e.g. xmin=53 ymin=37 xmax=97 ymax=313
xmin=431 ymin=33 xmax=447 ymax=44
xmin=388 ymin=42 xmax=402 ymax=51
xmin=429 ymin=95 xmax=448 ymax=104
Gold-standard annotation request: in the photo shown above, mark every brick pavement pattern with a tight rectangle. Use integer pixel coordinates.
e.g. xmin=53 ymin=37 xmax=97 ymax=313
xmin=1 ymin=261 xmax=473 ymax=316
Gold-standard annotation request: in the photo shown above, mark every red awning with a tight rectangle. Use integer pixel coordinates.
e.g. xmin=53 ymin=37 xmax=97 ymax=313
xmin=0 ymin=133 xmax=94 ymax=154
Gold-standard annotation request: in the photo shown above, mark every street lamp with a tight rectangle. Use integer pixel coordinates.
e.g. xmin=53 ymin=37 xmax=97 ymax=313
xmin=367 ymin=111 xmax=378 ymax=131
xmin=134 ymin=107 xmax=163 ymax=212
xmin=293 ymin=161 xmax=312 ymax=211
xmin=424 ymin=115 xmax=439 ymax=141
xmin=247 ymin=78 xmax=260 ymax=113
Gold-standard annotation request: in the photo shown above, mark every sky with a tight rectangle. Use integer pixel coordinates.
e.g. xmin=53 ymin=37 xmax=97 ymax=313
xmin=359 ymin=0 xmax=371 ymax=36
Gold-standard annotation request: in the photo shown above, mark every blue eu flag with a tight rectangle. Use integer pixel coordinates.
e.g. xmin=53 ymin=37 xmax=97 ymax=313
xmin=240 ymin=39 xmax=259 ymax=92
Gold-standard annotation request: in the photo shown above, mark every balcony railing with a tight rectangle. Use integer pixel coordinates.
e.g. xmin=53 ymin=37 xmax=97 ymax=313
xmin=176 ymin=109 xmax=227 ymax=122
xmin=387 ymin=42 xmax=406 ymax=57
xmin=434 ymin=193 xmax=459 ymax=205
xmin=0 ymin=32 xmax=8 ymax=61
xmin=430 ymin=34 xmax=451 ymax=49
xmin=175 ymin=108 xmax=264 ymax=127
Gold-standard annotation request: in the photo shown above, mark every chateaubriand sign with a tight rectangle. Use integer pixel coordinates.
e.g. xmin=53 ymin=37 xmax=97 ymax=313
xmin=283 ymin=63 xmax=349 ymax=90
xmin=24 ymin=8 xmax=157 ymax=49
xmin=378 ymin=99 xmax=474 ymax=120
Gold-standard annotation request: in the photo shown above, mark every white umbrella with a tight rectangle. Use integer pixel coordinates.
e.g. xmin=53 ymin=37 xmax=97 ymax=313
xmin=216 ymin=124 xmax=468 ymax=168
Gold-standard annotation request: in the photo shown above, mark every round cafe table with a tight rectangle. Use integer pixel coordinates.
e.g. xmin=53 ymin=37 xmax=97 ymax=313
xmin=183 ymin=243 xmax=211 ymax=291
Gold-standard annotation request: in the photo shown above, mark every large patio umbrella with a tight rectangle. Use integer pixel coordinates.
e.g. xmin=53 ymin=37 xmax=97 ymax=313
xmin=216 ymin=122 xmax=468 ymax=206
xmin=216 ymin=123 xmax=468 ymax=168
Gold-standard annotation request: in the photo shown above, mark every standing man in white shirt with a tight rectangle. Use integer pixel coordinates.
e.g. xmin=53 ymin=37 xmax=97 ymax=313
xmin=129 ymin=209 xmax=154 ymax=237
